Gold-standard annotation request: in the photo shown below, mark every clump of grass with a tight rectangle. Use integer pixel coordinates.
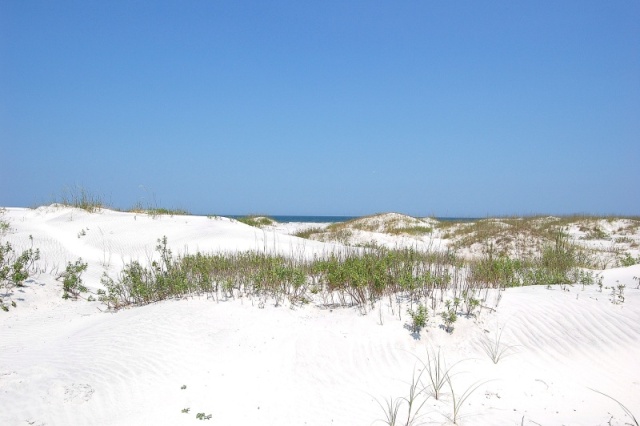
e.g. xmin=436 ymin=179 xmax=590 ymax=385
xmin=56 ymin=186 xmax=105 ymax=212
xmin=420 ymin=348 xmax=463 ymax=401
xmin=237 ymin=216 xmax=276 ymax=227
xmin=468 ymin=230 xmax=584 ymax=288
xmin=388 ymin=225 xmax=433 ymax=236
xmin=99 ymin=238 xmax=466 ymax=313
xmin=146 ymin=207 xmax=190 ymax=217
xmin=294 ymin=226 xmax=325 ymax=239
xmin=479 ymin=326 xmax=517 ymax=364
xmin=374 ymin=369 xmax=429 ymax=426
xmin=447 ymin=376 xmax=488 ymax=425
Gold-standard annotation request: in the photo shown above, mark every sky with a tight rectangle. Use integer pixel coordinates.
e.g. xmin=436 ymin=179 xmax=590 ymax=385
xmin=1 ymin=1 xmax=639 ymax=217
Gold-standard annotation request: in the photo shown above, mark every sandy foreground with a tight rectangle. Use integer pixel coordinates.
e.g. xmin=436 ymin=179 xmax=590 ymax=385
xmin=1 ymin=206 xmax=639 ymax=425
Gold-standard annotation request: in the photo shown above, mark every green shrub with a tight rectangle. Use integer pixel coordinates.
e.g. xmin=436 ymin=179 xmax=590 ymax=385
xmin=441 ymin=300 xmax=457 ymax=333
xmin=0 ymin=236 xmax=40 ymax=310
xmin=59 ymin=259 xmax=88 ymax=299
xmin=407 ymin=304 xmax=428 ymax=333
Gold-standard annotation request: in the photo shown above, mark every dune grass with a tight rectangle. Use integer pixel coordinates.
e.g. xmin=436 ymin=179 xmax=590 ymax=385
xmin=236 ymin=215 xmax=276 ymax=227
xmin=55 ymin=186 xmax=105 ymax=212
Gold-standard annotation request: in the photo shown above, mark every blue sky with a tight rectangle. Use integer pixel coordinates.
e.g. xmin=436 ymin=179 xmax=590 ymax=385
xmin=1 ymin=1 xmax=639 ymax=217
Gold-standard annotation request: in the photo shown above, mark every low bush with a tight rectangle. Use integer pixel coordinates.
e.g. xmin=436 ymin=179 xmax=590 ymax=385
xmin=59 ymin=258 xmax=88 ymax=300
xmin=236 ymin=216 xmax=276 ymax=227
xmin=0 ymin=235 xmax=40 ymax=311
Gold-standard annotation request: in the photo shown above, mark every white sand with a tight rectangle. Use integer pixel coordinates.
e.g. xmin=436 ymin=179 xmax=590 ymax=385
xmin=1 ymin=206 xmax=639 ymax=425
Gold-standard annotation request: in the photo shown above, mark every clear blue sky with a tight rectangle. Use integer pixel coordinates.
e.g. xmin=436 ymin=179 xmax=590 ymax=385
xmin=2 ymin=1 xmax=639 ymax=217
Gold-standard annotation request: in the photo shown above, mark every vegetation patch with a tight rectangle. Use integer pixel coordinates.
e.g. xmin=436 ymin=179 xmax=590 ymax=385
xmin=55 ymin=186 xmax=105 ymax=212
xmin=236 ymin=216 xmax=276 ymax=228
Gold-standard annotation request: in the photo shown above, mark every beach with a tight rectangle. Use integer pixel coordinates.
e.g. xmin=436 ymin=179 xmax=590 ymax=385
xmin=1 ymin=206 xmax=639 ymax=425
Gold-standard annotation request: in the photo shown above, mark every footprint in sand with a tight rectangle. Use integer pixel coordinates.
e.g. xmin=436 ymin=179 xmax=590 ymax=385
xmin=48 ymin=383 xmax=94 ymax=403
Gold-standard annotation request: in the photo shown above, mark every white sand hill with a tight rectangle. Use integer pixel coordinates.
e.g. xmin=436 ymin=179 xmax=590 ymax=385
xmin=1 ymin=206 xmax=639 ymax=425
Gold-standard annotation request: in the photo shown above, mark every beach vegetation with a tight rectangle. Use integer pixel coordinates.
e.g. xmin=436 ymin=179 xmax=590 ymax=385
xmin=590 ymin=389 xmax=638 ymax=426
xmin=374 ymin=369 xmax=428 ymax=426
xmin=618 ymin=252 xmax=640 ymax=267
xmin=55 ymin=186 xmax=105 ymax=212
xmin=196 ymin=412 xmax=212 ymax=420
xmin=0 ymin=208 xmax=9 ymax=235
xmin=441 ymin=301 xmax=457 ymax=333
xmin=0 ymin=235 xmax=40 ymax=311
xmin=293 ymin=226 xmax=325 ymax=239
xmin=479 ymin=326 xmax=517 ymax=364
xmin=236 ymin=215 xmax=276 ymax=227
xmin=59 ymin=258 xmax=88 ymax=300
xmin=447 ymin=376 xmax=488 ymax=425
xmin=407 ymin=304 xmax=428 ymax=334
xmin=420 ymin=348 xmax=463 ymax=401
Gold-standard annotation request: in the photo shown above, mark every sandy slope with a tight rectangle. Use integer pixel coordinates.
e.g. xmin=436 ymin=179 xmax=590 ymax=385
xmin=1 ymin=207 xmax=639 ymax=425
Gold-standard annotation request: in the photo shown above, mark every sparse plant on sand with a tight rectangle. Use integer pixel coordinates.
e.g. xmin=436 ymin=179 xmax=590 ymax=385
xmin=479 ymin=326 xmax=517 ymax=364
xmin=462 ymin=292 xmax=480 ymax=317
xmin=56 ymin=186 xmax=105 ymax=212
xmin=590 ymin=388 xmax=638 ymax=426
xmin=0 ymin=235 xmax=40 ymax=310
xmin=447 ymin=376 xmax=488 ymax=425
xmin=196 ymin=412 xmax=212 ymax=420
xmin=441 ymin=300 xmax=457 ymax=333
xmin=58 ymin=258 xmax=88 ymax=300
xmin=374 ymin=369 xmax=429 ymax=426
xmin=181 ymin=408 xmax=190 ymax=414
xmin=420 ymin=348 xmax=463 ymax=401
xmin=407 ymin=304 xmax=428 ymax=334
xmin=610 ymin=281 xmax=625 ymax=305
xmin=618 ymin=252 xmax=640 ymax=267
xmin=0 ymin=208 xmax=9 ymax=235
xmin=237 ymin=215 xmax=275 ymax=227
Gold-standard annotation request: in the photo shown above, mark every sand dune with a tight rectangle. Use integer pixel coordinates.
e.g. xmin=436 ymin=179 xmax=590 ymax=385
xmin=1 ymin=207 xmax=639 ymax=425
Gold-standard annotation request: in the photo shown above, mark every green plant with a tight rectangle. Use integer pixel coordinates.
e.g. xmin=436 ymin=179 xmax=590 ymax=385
xmin=0 ymin=208 xmax=9 ymax=235
xmin=447 ymin=376 xmax=488 ymax=424
xmin=407 ymin=304 xmax=428 ymax=334
xmin=181 ymin=408 xmax=190 ymax=414
xmin=610 ymin=282 xmax=625 ymax=305
xmin=375 ymin=396 xmax=401 ymax=426
xmin=618 ymin=252 xmax=639 ymax=267
xmin=293 ymin=226 xmax=325 ymax=239
xmin=374 ymin=369 xmax=429 ymax=426
xmin=420 ymin=348 xmax=463 ymax=401
xmin=479 ymin=327 xmax=517 ymax=364
xmin=0 ymin=235 xmax=40 ymax=310
xmin=56 ymin=186 xmax=104 ymax=212
xmin=196 ymin=412 xmax=212 ymax=420
xmin=237 ymin=216 xmax=275 ymax=227
xmin=59 ymin=258 xmax=88 ymax=300
xmin=441 ymin=301 xmax=457 ymax=333
xmin=462 ymin=293 xmax=480 ymax=317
